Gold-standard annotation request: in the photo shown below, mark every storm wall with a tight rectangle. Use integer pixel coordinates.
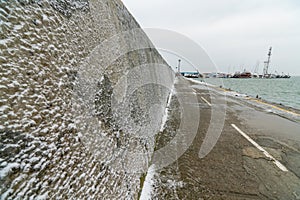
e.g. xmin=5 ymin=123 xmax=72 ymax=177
xmin=0 ymin=0 xmax=174 ymax=199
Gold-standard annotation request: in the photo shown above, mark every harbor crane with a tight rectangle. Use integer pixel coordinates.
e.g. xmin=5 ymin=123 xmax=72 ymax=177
xmin=263 ymin=47 xmax=272 ymax=77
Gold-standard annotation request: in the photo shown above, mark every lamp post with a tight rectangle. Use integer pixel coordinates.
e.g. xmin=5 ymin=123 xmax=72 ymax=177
xmin=178 ymin=59 xmax=181 ymax=73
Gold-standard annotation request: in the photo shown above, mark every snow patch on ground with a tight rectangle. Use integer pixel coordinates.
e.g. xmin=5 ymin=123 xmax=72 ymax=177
xmin=160 ymin=87 xmax=174 ymax=132
xmin=140 ymin=165 xmax=156 ymax=200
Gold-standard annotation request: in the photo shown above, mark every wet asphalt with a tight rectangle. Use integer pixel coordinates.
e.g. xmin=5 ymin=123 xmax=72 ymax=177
xmin=150 ymin=77 xmax=300 ymax=200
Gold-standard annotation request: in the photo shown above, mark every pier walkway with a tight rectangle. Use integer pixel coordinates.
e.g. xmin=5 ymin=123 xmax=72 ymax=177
xmin=149 ymin=77 xmax=300 ymax=199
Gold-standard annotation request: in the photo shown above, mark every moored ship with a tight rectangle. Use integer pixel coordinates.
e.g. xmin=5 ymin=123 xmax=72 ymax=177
xmin=232 ymin=71 xmax=252 ymax=78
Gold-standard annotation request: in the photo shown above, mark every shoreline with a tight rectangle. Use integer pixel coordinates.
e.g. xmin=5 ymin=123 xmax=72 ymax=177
xmin=190 ymin=77 xmax=300 ymax=111
xmin=187 ymin=77 xmax=300 ymax=120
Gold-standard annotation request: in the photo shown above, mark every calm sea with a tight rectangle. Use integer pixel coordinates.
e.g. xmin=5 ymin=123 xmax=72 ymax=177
xmin=199 ymin=76 xmax=300 ymax=110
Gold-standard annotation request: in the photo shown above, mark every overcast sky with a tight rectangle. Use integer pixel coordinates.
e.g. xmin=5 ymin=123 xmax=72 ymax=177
xmin=122 ymin=0 xmax=300 ymax=75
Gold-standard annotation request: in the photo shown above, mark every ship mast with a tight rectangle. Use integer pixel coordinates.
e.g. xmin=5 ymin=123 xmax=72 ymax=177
xmin=263 ymin=47 xmax=272 ymax=76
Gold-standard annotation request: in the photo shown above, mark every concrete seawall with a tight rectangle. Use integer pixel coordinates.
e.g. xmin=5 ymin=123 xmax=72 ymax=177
xmin=0 ymin=0 xmax=174 ymax=199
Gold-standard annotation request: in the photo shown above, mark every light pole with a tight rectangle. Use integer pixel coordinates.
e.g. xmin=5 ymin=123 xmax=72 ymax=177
xmin=178 ymin=59 xmax=181 ymax=73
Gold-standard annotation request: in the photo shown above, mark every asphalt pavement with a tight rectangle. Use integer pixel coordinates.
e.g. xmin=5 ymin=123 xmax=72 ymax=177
xmin=149 ymin=77 xmax=300 ymax=200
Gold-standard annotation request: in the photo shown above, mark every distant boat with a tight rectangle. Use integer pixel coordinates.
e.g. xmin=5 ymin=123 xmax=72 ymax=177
xmin=240 ymin=71 xmax=252 ymax=78
xmin=232 ymin=71 xmax=252 ymax=78
xmin=276 ymin=74 xmax=291 ymax=79
xmin=263 ymin=73 xmax=277 ymax=79
xmin=252 ymin=73 xmax=259 ymax=78
xmin=275 ymin=71 xmax=291 ymax=78
xmin=181 ymin=72 xmax=201 ymax=78
xmin=282 ymin=74 xmax=291 ymax=78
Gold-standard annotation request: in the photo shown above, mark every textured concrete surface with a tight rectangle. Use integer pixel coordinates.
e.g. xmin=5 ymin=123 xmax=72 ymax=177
xmin=0 ymin=0 xmax=174 ymax=199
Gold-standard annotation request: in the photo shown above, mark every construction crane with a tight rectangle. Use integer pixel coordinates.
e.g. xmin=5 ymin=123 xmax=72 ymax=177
xmin=263 ymin=47 xmax=272 ymax=77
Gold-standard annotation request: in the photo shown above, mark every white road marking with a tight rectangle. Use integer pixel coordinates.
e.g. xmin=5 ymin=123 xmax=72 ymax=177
xmin=231 ymin=124 xmax=289 ymax=172
xmin=201 ymin=97 xmax=211 ymax=107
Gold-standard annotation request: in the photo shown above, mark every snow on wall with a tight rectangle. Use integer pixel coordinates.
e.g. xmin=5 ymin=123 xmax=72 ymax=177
xmin=0 ymin=0 xmax=174 ymax=199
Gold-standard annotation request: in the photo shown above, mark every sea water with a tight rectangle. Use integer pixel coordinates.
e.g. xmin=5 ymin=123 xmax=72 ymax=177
xmin=199 ymin=76 xmax=300 ymax=110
